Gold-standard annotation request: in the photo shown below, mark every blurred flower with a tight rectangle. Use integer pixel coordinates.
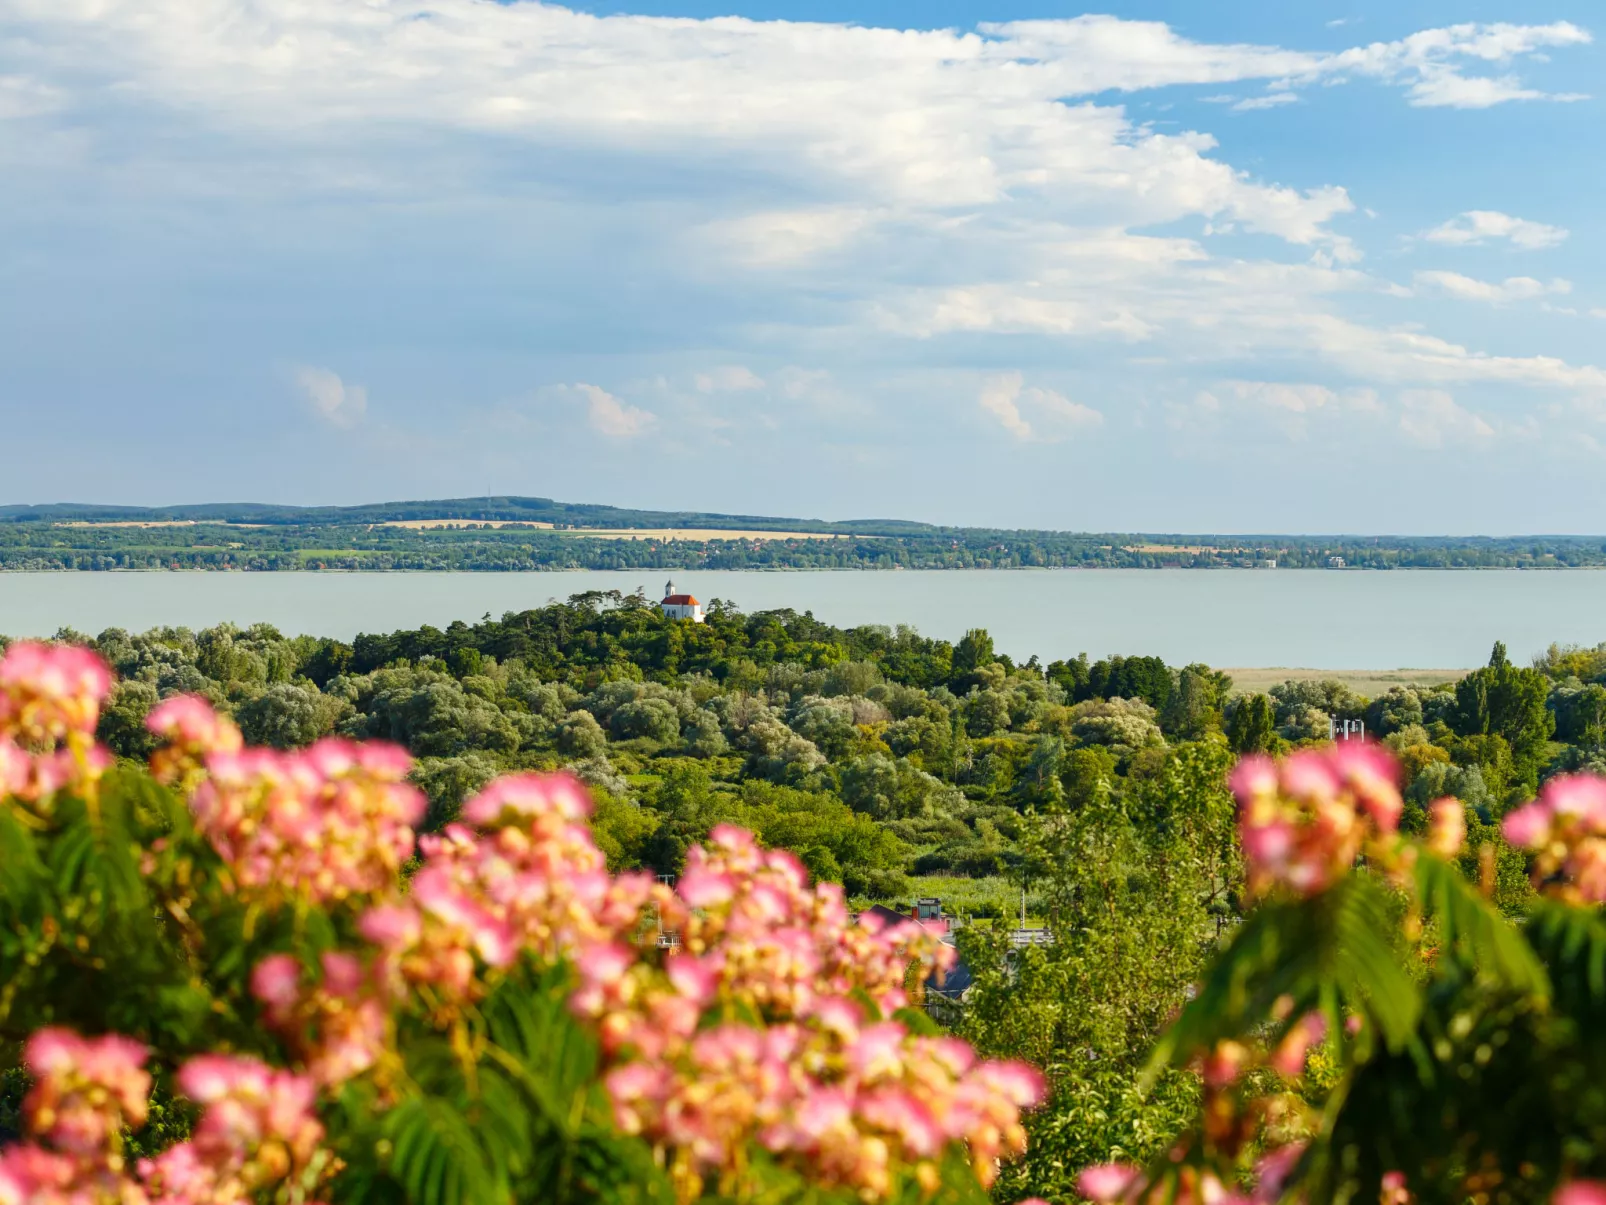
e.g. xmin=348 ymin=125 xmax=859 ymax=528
xmin=23 ymin=1028 xmax=150 ymax=1158
xmin=1269 ymin=1013 xmax=1326 ymax=1079
xmin=573 ymin=821 xmax=1035 ymax=1199
xmin=1077 ymin=1163 xmax=1141 ymax=1203
xmin=146 ymin=695 xmax=242 ymax=788
xmin=185 ymin=738 xmax=423 ymax=904
xmin=0 ymin=641 xmax=112 ymax=747
xmin=1426 ymin=798 xmax=1467 ymax=860
xmin=1231 ymin=744 xmax=1403 ymax=899
xmin=1555 ymin=1182 xmax=1606 ymax=1205
xmin=1503 ymin=775 xmax=1606 ymax=904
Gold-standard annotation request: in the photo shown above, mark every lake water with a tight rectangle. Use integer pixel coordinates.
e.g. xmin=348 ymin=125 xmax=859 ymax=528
xmin=2 ymin=569 xmax=1604 ymax=669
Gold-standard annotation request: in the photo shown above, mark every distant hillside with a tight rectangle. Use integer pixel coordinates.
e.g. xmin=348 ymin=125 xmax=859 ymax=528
xmin=0 ymin=496 xmax=944 ymax=537
xmin=3 ymin=496 xmax=1606 ymax=571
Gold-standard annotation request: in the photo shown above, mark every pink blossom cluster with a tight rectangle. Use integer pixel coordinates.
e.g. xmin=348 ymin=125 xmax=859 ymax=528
xmin=141 ymin=1056 xmax=326 ymax=1205
xmin=1078 ymin=1161 xmax=1255 ymax=1205
xmin=1556 ymin=1182 xmax=1606 ymax=1205
xmin=251 ymin=951 xmax=391 ymax=1088
xmin=166 ymin=708 xmax=425 ymax=904
xmin=145 ymin=694 xmax=242 ymax=788
xmin=358 ymin=773 xmax=669 ymax=1009
xmin=1502 ymin=774 xmax=1606 ymax=904
xmin=0 ymin=1029 xmax=323 ymax=1205
xmin=0 ymin=641 xmax=114 ymax=808
xmin=1230 ymin=743 xmax=1404 ymax=898
xmin=1076 ymin=1142 xmax=1311 ymax=1205
xmin=20 ymin=1028 xmax=151 ymax=1159
xmin=576 ymin=825 xmax=1043 ymax=1199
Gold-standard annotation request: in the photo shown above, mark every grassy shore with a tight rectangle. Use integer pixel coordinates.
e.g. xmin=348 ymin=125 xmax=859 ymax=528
xmin=1223 ymin=667 xmax=1467 ymax=695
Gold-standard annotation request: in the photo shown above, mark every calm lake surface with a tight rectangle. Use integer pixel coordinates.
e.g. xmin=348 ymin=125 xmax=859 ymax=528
xmin=3 ymin=569 xmax=1605 ymax=669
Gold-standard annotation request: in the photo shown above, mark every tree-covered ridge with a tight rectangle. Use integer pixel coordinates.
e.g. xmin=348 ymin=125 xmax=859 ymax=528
xmin=5 ymin=496 xmax=1606 ymax=568
xmin=6 ymin=595 xmax=1601 ymax=924
xmin=7 ymin=600 xmax=1606 ymax=1202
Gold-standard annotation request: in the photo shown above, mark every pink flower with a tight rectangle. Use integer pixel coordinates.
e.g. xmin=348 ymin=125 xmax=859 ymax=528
xmin=250 ymin=955 xmax=303 ymax=1022
xmin=1253 ymin=1143 xmax=1305 ymax=1204
xmin=1330 ymin=741 xmax=1403 ymax=831
xmin=677 ymin=865 xmax=736 ymax=909
xmin=0 ymin=641 xmax=112 ymax=745
xmin=1077 ymin=1162 xmax=1142 ymax=1203
xmin=1555 ymin=1182 xmax=1606 ymax=1205
xmin=359 ymin=903 xmax=421 ymax=950
xmin=461 ymin=771 xmax=592 ymax=826
xmin=1546 ymin=776 xmax=1606 ymax=824
xmin=1504 ymin=774 xmax=1606 ymax=904
xmin=146 ymin=694 xmax=242 ymax=752
xmin=666 ymin=953 xmax=721 ymax=1005
xmin=22 ymin=1027 xmax=150 ymax=1156
xmin=970 ymin=1060 xmax=1046 ymax=1109
xmin=1200 ymin=1040 xmax=1249 ymax=1087
xmin=0 ymin=738 xmax=27 ymax=797
xmin=1269 ymin=1012 xmax=1327 ymax=1079
xmin=1232 ymin=744 xmax=1402 ymax=899
xmin=183 ymin=737 xmax=421 ymax=904
xmin=0 ymin=1144 xmax=80 ymax=1205
xmin=1503 ymin=802 xmax=1551 ymax=848
xmin=1426 ymin=798 xmax=1467 ymax=859
xmin=1228 ymin=755 xmax=1279 ymax=802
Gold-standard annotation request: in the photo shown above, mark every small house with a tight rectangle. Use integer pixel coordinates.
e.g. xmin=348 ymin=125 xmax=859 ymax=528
xmin=659 ymin=580 xmax=705 ymax=623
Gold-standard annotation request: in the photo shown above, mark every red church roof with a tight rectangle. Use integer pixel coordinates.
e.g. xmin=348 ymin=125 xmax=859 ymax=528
xmin=662 ymin=594 xmax=700 ymax=606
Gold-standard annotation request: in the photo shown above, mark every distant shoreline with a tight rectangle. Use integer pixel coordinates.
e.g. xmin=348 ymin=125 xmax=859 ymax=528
xmin=2 ymin=564 xmax=1604 ymax=574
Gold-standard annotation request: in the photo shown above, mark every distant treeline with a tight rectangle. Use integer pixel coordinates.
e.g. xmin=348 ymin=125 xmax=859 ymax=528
xmin=3 ymin=495 xmax=1605 ymax=569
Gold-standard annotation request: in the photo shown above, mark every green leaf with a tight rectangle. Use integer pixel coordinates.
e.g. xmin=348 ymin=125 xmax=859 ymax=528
xmin=1142 ymin=877 xmax=1421 ymax=1089
xmin=1526 ymin=899 xmax=1606 ymax=1020
xmin=1414 ymin=854 xmax=1549 ymax=998
xmin=383 ymin=1096 xmax=500 ymax=1205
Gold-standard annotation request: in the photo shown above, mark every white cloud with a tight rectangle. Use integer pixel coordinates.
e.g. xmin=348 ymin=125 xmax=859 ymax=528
xmin=979 ymin=372 xmax=1102 ymax=442
xmin=979 ymin=374 xmax=1036 ymax=440
xmin=1 ymin=6 xmax=1584 ymax=253
xmin=5 ymin=2 xmax=1601 ymax=482
xmin=694 ymin=366 xmax=765 ymax=393
xmin=578 ymin=384 xmax=656 ymax=438
xmin=1233 ymin=91 xmax=1301 ymax=111
xmin=1413 ymin=270 xmax=1569 ymax=302
xmin=0 ymin=74 xmax=64 ymax=118
xmin=1397 ymin=389 xmax=1495 ymax=447
xmin=710 ymin=209 xmax=874 ymax=266
xmin=1323 ymin=22 xmax=1592 ymax=108
xmin=1422 ymin=210 xmax=1569 ymax=249
xmin=294 ymin=366 xmax=366 ymax=428
xmin=1226 ymin=381 xmax=1338 ymax=413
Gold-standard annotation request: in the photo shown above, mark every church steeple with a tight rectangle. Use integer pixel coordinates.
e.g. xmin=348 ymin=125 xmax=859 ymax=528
xmin=664 ymin=579 xmax=675 ymax=600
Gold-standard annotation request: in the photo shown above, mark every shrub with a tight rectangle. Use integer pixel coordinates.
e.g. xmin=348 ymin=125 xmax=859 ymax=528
xmin=0 ymin=640 xmax=1045 ymax=1205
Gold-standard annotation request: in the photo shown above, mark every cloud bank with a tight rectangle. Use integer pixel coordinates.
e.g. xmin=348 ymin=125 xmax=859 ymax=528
xmin=0 ymin=2 xmax=1599 ymax=527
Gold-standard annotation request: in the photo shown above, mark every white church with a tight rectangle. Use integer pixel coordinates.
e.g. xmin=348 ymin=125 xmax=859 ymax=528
xmin=659 ymin=580 xmax=705 ymax=623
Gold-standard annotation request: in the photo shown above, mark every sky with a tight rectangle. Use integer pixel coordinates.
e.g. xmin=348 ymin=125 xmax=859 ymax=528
xmin=2 ymin=0 xmax=1603 ymax=533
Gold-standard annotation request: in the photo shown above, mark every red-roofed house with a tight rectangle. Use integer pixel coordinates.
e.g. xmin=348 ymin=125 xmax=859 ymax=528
xmin=660 ymin=580 xmax=705 ymax=623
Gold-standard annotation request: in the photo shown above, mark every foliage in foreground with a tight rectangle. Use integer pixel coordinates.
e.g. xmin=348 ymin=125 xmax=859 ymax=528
xmin=1076 ymin=742 xmax=1606 ymax=1205
xmin=0 ymin=640 xmax=1044 ymax=1204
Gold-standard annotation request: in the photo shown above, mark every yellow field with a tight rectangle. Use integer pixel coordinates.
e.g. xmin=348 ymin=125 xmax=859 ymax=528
xmin=376 ymin=522 xmax=841 ymax=540
xmin=377 ymin=520 xmax=555 ymax=530
xmin=554 ymin=528 xmax=847 ymax=542
xmin=1223 ymin=667 xmax=1467 ymax=696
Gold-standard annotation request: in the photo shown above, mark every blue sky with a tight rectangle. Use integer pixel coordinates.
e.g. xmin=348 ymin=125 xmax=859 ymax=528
xmin=2 ymin=0 xmax=1602 ymax=533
